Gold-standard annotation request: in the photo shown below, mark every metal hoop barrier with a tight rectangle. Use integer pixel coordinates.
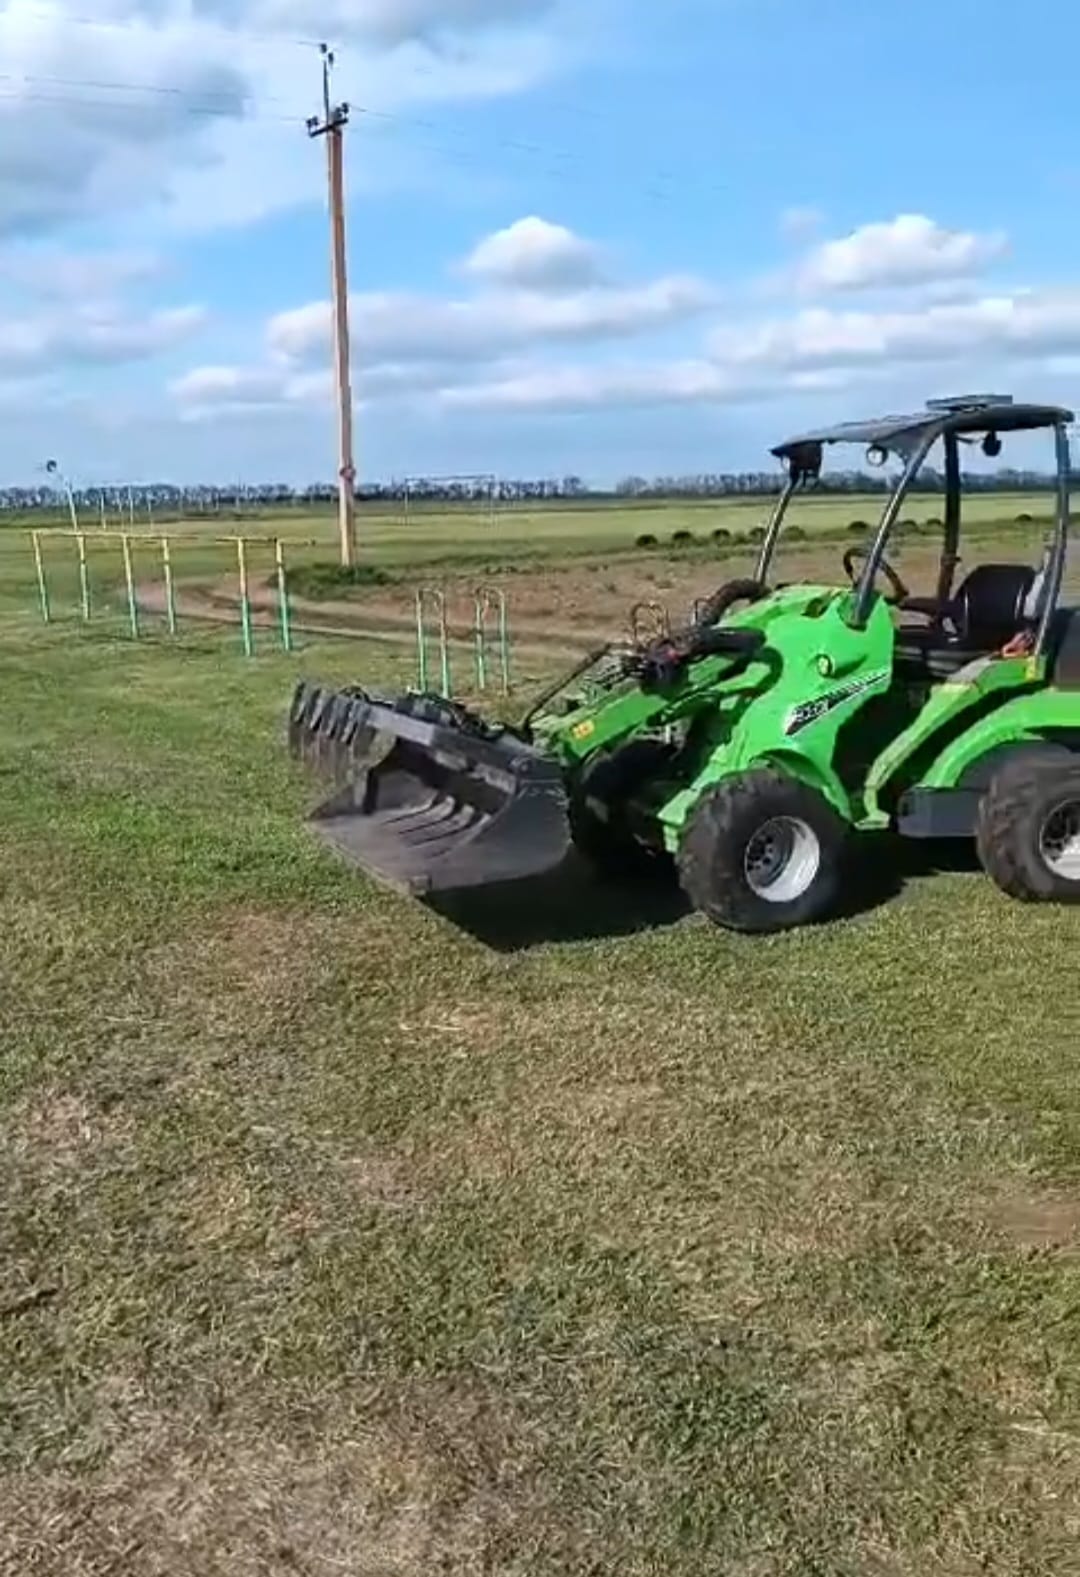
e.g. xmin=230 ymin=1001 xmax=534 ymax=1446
xmin=473 ymin=585 xmax=511 ymax=695
xmin=415 ymin=587 xmax=451 ymax=697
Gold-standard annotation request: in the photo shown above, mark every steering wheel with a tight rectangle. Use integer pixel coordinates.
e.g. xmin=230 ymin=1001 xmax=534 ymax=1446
xmin=842 ymin=545 xmax=909 ymax=606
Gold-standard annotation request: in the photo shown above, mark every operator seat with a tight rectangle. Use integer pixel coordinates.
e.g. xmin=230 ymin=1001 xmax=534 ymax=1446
xmin=950 ymin=563 xmax=1036 ymax=649
xmin=895 ymin=563 xmax=1036 ymax=678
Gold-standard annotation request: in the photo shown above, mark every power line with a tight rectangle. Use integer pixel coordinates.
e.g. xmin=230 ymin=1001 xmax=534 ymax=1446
xmin=0 ymin=68 xmax=281 ymax=107
xmin=374 ymin=125 xmax=705 ymax=206
xmin=3 ymin=4 xmax=325 ymax=51
xmin=349 ymin=102 xmax=727 ymax=200
xmin=353 ymin=102 xmax=581 ymax=166
xmin=0 ymin=70 xmax=728 ymax=203
xmin=3 ymin=6 xmax=728 ymax=149
xmin=0 ymin=66 xmax=588 ymax=163
xmin=0 ymin=81 xmax=303 ymax=124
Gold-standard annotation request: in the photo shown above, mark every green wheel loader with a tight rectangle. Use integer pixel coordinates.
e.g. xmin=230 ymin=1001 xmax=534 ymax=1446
xmin=289 ymin=395 xmax=1080 ymax=933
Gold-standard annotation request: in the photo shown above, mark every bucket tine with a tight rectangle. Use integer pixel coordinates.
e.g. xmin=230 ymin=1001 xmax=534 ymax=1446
xmin=288 ymin=681 xmax=319 ymax=758
xmin=288 ymin=684 xmax=572 ymax=895
xmin=305 ymin=691 xmax=333 ymax=772
xmin=320 ymin=693 xmax=351 ymax=775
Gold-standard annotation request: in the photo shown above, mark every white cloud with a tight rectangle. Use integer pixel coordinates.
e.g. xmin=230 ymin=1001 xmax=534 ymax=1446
xmin=779 ymin=205 xmax=824 ymax=242
xmin=239 ymin=0 xmax=553 ymax=45
xmin=0 ymin=373 xmax=54 ymax=412
xmin=170 ymin=352 xmax=532 ymax=418
xmin=0 ymin=247 xmax=163 ymax=299
xmin=169 ymin=360 xmax=331 ymax=418
xmin=439 ymin=359 xmax=736 ymax=411
xmin=463 ymin=216 xmax=602 ymax=292
xmin=170 ymin=364 xmax=284 ymax=405
xmin=433 ymin=360 xmax=889 ymax=414
xmin=268 ymin=274 xmax=713 ymax=366
xmin=162 ymin=193 xmax=1080 ymax=435
xmin=0 ymin=4 xmax=249 ymax=235
xmin=368 ymin=283 xmax=1080 ymax=417
xmin=0 ymin=0 xmax=583 ymax=238
xmin=799 ymin=214 xmax=1009 ymax=294
xmin=174 ymin=253 xmax=714 ymax=417
xmin=715 ymin=289 xmax=1080 ymax=373
xmin=0 ymin=302 xmax=205 ymax=374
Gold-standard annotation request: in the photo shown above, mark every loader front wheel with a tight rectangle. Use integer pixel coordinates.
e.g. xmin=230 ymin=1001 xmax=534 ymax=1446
xmin=976 ymin=756 xmax=1080 ymax=903
xmin=678 ymin=769 xmax=848 ymax=933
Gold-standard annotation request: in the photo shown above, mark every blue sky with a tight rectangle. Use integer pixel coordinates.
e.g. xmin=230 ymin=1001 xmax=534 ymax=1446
xmin=1 ymin=0 xmax=1079 ymax=487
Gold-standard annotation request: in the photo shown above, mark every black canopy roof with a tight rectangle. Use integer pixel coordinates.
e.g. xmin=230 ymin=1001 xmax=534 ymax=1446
xmin=772 ymin=398 xmax=1074 ymax=461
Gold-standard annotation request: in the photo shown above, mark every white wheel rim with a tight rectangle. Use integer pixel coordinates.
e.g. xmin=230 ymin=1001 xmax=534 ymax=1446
xmin=1040 ymin=798 xmax=1080 ymax=881
xmin=743 ymin=815 xmax=821 ymax=903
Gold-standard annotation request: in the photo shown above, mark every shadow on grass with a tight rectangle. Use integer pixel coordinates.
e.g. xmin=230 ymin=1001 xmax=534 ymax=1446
xmin=892 ymin=834 xmax=984 ymax=879
xmin=831 ymin=831 xmax=984 ymax=923
xmin=430 ymin=853 xmax=693 ymax=951
xmin=429 ymin=833 xmax=965 ymax=951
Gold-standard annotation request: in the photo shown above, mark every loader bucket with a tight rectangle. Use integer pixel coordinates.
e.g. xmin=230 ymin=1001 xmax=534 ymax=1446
xmin=288 ymin=681 xmax=572 ymax=895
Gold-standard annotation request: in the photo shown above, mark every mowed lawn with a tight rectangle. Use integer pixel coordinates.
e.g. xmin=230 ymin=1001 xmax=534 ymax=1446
xmin=3 ymin=609 xmax=1080 ymax=1574
xmin=6 ymin=488 xmax=1062 ymax=584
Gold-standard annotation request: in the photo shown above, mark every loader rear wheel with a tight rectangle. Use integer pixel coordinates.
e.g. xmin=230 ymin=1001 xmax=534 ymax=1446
xmin=976 ymin=755 xmax=1080 ymax=903
xmin=571 ymin=739 xmax=674 ymax=880
xmin=678 ymin=769 xmax=848 ymax=933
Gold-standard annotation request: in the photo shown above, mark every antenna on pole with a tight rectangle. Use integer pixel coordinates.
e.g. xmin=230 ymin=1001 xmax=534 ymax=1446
xmin=322 ymin=39 xmax=333 ymax=124
xmin=307 ymin=43 xmax=357 ymax=569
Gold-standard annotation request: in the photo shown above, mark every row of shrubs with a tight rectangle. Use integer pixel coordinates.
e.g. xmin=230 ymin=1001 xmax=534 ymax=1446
xmin=844 ymin=511 xmax=1043 ymax=537
xmin=634 ymin=525 xmax=806 ymax=549
xmin=634 ymin=512 xmax=1046 ymax=550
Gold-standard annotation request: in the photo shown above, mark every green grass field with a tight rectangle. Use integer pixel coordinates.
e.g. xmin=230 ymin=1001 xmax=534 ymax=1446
xmin=3 ymin=502 xmax=1080 ymax=1574
xmin=3 ymin=493 xmax=1064 ymax=651
xmin=3 ymin=489 xmax=1062 ymax=580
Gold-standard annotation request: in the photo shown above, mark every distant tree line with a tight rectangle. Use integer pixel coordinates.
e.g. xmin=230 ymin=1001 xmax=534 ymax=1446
xmin=607 ymin=467 xmax=1067 ymax=498
xmin=0 ymin=466 xmax=1067 ymax=517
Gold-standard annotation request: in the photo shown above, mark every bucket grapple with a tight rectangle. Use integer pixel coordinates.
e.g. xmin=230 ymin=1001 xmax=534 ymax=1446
xmin=288 ymin=681 xmax=571 ymax=895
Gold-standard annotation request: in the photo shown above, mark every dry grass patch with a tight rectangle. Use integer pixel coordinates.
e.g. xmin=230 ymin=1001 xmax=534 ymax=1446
xmin=986 ymin=1183 xmax=1080 ymax=1252
xmin=146 ymin=906 xmax=340 ymax=1031
xmin=140 ymin=902 xmax=417 ymax=1087
xmin=5 ymin=1092 xmax=129 ymax=1176
xmin=336 ymin=1151 xmax=421 ymax=1212
xmin=0 ymin=1385 xmax=560 ymax=1577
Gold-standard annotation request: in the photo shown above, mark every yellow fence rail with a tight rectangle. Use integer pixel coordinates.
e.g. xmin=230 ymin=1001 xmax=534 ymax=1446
xmin=27 ymin=530 xmax=317 ymax=656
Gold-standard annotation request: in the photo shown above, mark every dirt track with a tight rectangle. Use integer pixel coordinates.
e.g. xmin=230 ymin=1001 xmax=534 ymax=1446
xmin=134 ymin=551 xmax=766 ymax=658
xmin=136 ymin=538 xmax=971 ymax=669
xmin=135 ymin=576 xmax=596 ymax=664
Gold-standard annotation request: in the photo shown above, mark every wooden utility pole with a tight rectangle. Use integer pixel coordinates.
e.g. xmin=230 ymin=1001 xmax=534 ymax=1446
xmin=308 ymin=45 xmax=357 ymax=568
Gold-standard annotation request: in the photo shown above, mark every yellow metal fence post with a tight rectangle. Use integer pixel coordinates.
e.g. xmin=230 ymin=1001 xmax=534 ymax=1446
xmin=274 ymin=539 xmax=293 ymax=653
xmin=161 ymin=537 xmax=177 ymax=635
xmin=121 ymin=535 xmax=140 ymax=638
xmin=30 ymin=532 xmax=50 ymax=624
xmin=75 ymin=532 xmax=91 ymax=622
